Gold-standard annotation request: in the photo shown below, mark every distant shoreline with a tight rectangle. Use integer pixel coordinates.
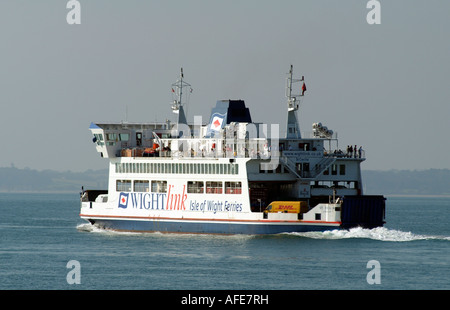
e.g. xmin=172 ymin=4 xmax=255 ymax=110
xmin=1 ymin=167 xmax=449 ymax=196
xmin=385 ymin=194 xmax=450 ymax=198
xmin=2 ymin=192 xmax=450 ymax=199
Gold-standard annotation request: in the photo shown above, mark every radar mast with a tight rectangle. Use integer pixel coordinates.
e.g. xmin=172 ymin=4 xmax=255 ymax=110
xmin=285 ymin=65 xmax=306 ymax=139
xmin=171 ymin=68 xmax=192 ymax=126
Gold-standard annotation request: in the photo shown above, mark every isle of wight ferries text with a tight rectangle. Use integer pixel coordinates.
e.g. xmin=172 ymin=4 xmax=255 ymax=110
xmin=117 ymin=185 xmax=243 ymax=213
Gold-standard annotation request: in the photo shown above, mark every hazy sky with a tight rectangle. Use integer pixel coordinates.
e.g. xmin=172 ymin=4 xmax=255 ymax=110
xmin=1 ymin=1 xmax=449 ymax=172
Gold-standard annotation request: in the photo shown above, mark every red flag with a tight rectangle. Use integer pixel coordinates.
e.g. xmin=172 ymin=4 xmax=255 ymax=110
xmin=301 ymin=82 xmax=307 ymax=96
xmin=171 ymin=88 xmax=175 ymax=93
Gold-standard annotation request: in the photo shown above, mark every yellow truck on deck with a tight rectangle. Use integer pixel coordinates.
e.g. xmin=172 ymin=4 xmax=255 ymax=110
xmin=264 ymin=201 xmax=309 ymax=214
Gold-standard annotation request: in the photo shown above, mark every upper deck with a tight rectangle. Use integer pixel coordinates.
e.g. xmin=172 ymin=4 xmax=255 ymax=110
xmin=88 ymin=67 xmax=366 ymax=190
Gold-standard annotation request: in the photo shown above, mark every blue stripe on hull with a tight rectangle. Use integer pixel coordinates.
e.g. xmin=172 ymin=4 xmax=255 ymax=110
xmin=88 ymin=218 xmax=340 ymax=234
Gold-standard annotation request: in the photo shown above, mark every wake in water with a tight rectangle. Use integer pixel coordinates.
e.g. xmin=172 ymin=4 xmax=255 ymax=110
xmin=77 ymin=223 xmax=116 ymax=234
xmin=77 ymin=223 xmax=100 ymax=233
xmin=76 ymin=223 xmax=143 ymax=236
xmin=286 ymin=227 xmax=450 ymax=242
xmin=77 ymin=223 xmax=449 ymax=241
xmin=76 ymin=223 xmax=254 ymax=241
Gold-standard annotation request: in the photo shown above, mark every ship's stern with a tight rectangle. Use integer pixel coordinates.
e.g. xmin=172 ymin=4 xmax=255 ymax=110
xmin=340 ymin=195 xmax=386 ymax=229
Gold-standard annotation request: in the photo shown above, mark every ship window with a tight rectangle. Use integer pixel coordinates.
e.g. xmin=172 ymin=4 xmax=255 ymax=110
xmin=116 ymin=180 xmax=131 ymax=192
xmin=303 ymin=163 xmax=310 ymax=172
xmin=206 ymin=181 xmax=223 ymax=194
xmin=331 ymin=164 xmax=338 ymax=175
xmin=94 ymin=133 xmax=104 ymax=141
xmin=106 ymin=133 xmax=117 ymax=141
xmin=134 ymin=180 xmax=149 ymax=192
xmin=232 ymin=164 xmax=237 ymax=174
xmin=225 ymin=181 xmax=242 ymax=194
xmin=151 ymin=180 xmax=167 ymax=193
xmin=339 ymin=164 xmax=346 ymax=175
xmin=108 ymin=162 xmax=247 ymax=175
xmin=187 ymin=181 xmax=204 ymax=194
xmin=94 ymin=134 xmax=104 ymax=146
xmin=119 ymin=133 xmax=129 ymax=141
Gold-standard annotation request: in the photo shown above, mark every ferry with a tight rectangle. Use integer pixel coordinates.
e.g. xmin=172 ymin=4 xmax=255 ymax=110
xmin=80 ymin=66 xmax=385 ymax=234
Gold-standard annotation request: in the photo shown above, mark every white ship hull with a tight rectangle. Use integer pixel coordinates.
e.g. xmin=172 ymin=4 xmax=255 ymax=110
xmin=80 ymin=159 xmax=342 ymax=234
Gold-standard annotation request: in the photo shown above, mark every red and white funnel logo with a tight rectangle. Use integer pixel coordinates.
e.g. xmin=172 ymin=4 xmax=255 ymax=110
xmin=211 ymin=116 xmax=223 ymax=131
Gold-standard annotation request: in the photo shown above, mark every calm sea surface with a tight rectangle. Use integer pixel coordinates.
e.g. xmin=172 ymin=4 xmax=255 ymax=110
xmin=0 ymin=193 xmax=449 ymax=290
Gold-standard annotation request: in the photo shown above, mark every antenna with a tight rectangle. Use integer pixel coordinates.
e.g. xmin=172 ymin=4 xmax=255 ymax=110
xmin=171 ymin=68 xmax=192 ymax=117
xmin=170 ymin=68 xmax=193 ymax=131
xmin=285 ymin=65 xmax=306 ymax=139
xmin=286 ymin=64 xmax=306 ymax=112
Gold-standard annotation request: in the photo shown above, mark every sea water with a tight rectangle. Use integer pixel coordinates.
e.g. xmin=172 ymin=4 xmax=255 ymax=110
xmin=0 ymin=193 xmax=449 ymax=290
